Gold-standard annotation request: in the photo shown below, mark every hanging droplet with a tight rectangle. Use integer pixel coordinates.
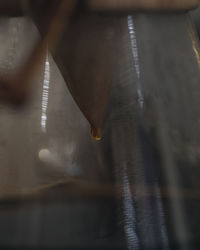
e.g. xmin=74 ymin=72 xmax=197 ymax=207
xmin=53 ymin=13 xmax=116 ymax=140
xmin=91 ymin=126 xmax=102 ymax=141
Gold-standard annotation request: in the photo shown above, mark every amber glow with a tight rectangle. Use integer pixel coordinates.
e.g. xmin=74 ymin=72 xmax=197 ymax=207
xmin=91 ymin=127 xmax=102 ymax=141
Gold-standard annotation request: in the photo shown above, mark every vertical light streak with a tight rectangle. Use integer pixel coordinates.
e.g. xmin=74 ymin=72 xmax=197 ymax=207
xmin=122 ymin=164 xmax=140 ymax=250
xmin=126 ymin=16 xmax=169 ymax=249
xmin=41 ymin=52 xmax=50 ymax=132
xmin=127 ymin=15 xmax=144 ymax=108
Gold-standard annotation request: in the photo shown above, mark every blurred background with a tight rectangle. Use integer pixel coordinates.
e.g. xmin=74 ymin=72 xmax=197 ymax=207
xmin=0 ymin=1 xmax=200 ymax=250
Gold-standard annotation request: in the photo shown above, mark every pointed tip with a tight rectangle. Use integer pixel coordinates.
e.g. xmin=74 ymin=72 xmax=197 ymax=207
xmin=90 ymin=127 xmax=102 ymax=141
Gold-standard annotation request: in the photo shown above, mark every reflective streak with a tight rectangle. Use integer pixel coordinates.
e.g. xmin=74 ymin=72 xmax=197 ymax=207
xmin=122 ymin=164 xmax=140 ymax=250
xmin=128 ymin=16 xmax=144 ymax=108
xmin=41 ymin=52 xmax=50 ymax=132
xmin=154 ymin=183 xmax=170 ymax=249
xmin=188 ymin=20 xmax=200 ymax=68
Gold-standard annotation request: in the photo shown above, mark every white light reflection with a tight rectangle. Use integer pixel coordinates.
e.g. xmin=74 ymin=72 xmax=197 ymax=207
xmin=41 ymin=52 xmax=50 ymax=132
xmin=126 ymin=17 xmax=169 ymax=250
xmin=122 ymin=164 xmax=140 ymax=250
xmin=38 ymin=148 xmax=51 ymax=163
xmin=128 ymin=16 xmax=144 ymax=108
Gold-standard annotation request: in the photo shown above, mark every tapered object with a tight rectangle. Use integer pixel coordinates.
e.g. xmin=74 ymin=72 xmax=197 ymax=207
xmin=54 ymin=13 xmax=117 ymax=138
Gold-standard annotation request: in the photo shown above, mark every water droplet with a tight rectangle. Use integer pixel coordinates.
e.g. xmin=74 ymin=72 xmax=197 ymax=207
xmin=90 ymin=127 xmax=102 ymax=141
